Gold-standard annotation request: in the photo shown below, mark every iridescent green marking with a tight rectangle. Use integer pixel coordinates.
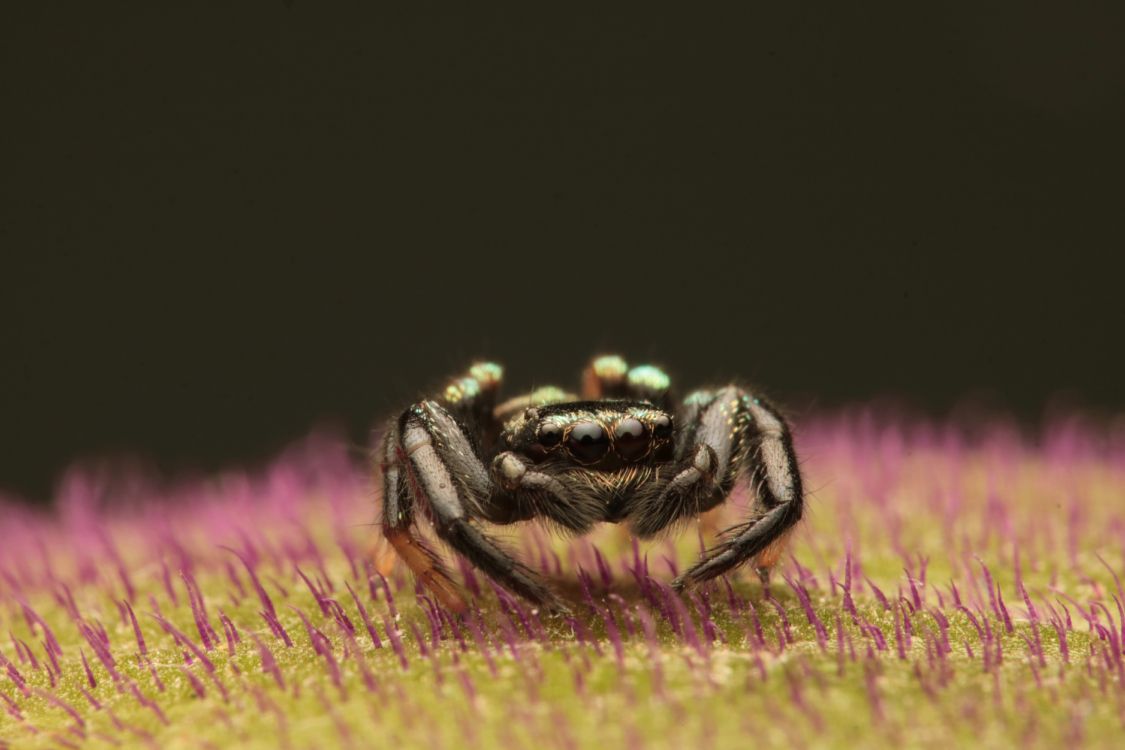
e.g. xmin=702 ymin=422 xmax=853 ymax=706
xmin=524 ymin=386 xmax=575 ymax=407
xmin=444 ymin=376 xmax=481 ymax=404
xmin=445 ymin=363 xmax=502 ymax=404
xmin=591 ymin=355 xmax=628 ymax=380
xmin=627 ymin=365 xmax=670 ymax=393
xmin=684 ymin=390 xmax=714 ymax=407
xmin=468 ymin=361 xmax=503 ymax=388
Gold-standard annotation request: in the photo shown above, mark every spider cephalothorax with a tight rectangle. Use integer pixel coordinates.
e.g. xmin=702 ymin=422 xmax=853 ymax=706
xmin=378 ymin=356 xmax=803 ymax=613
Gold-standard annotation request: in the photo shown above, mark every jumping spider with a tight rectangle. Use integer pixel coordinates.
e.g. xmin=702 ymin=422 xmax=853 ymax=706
xmin=378 ymin=355 xmax=803 ymax=613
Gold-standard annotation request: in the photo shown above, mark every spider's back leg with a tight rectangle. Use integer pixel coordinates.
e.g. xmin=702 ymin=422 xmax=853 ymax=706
xmin=581 ymin=354 xmax=673 ymax=408
xmin=439 ymin=361 xmax=505 ymax=449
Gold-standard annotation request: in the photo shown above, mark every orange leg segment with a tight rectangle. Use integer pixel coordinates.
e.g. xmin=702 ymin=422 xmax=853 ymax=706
xmin=384 ymin=527 xmax=468 ymax=613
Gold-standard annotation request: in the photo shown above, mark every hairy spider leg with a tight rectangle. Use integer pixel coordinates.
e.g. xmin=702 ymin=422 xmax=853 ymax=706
xmin=380 ymin=399 xmax=566 ymax=613
xmin=439 ymin=361 xmax=505 ymax=450
xmin=581 ymin=354 xmax=672 ymax=408
xmin=379 ymin=418 xmax=466 ymax=609
xmin=581 ymin=355 xmax=630 ymax=399
xmin=626 ymin=388 xmax=737 ymax=538
xmin=670 ymin=389 xmax=804 ymax=590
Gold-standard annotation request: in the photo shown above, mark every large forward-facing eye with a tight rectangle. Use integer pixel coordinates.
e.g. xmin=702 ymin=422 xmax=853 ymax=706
xmin=537 ymin=420 xmax=563 ymax=448
xmin=566 ymin=421 xmax=609 ymax=463
xmin=613 ymin=418 xmax=650 ymax=460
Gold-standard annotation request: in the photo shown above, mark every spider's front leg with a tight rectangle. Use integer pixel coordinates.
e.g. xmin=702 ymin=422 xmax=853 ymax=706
xmin=637 ymin=387 xmax=804 ymax=591
xmin=675 ymin=388 xmax=803 ymax=590
xmin=379 ymin=399 xmax=565 ymax=614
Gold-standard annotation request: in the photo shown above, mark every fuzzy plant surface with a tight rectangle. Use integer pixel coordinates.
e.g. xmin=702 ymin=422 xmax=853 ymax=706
xmin=2 ymin=411 xmax=1125 ymax=749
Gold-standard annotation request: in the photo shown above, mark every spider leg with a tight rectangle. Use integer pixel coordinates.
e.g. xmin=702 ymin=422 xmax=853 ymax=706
xmin=670 ymin=389 xmax=804 ymax=590
xmin=628 ymin=389 xmax=730 ymax=538
xmin=581 ymin=354 xmax=672 ymax=408
xmin=379 ymin=399 xmax=566 ymax=613
xmin=439 ymin=361 xmax=505 ymax=448
xmin=378 ymin=417 xmax=466 ymax=609
xmin=581 ymin=354 xmax=630 ymax=399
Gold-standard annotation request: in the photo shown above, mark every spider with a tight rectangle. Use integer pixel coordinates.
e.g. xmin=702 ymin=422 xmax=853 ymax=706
xmin=377 ymin=355 xmax=804 ymax=614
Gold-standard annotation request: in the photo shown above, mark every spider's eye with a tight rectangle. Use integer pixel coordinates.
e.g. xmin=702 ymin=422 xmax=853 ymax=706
xmin=566 ymin=421 xmax=609 ymax=463
xmin=613 ymin=418 xmax=650 ymax=460
xmin=652 ymin=414 xmax=673 ymax=440
xmin=537 ymin=421 xmax=563 ymax=448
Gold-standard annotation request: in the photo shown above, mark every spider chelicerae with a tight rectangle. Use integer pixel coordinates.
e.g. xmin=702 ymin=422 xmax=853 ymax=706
xmin=377 ymin=355 xmax=804 ymax=614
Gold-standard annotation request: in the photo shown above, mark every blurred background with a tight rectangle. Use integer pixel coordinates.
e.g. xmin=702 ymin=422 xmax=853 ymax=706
xmin=3 ymin=4 xmax=1123 ymax=502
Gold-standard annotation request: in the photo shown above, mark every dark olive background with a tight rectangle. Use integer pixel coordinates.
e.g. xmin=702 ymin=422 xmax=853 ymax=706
xmin=3 ymin=4 xmax=1123 ymax=502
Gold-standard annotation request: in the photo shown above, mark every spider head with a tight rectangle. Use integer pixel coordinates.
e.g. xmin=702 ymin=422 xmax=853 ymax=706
xmin=502 ymin=401 xmax=674 ymax=469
